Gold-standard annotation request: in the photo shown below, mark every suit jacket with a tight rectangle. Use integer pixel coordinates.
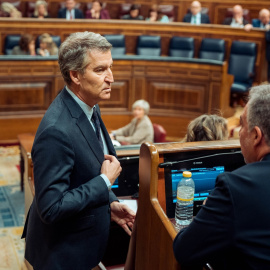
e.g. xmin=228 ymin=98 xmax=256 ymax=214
xmin=183 ymin=13 xmax=210 ymax=24
xmin=22 ymin=87 xmax=118 ymax=270
xmin=58 ymin=8 xmax=84 ymax=19
xmin=223 ymin=17 xmax=249 ymax=26
xmin=85 ymin=9 xmax=110 ymax=19
xmin=113 ymin=115 xmax=154 ymax=144
xmin=173 ymin=154 xmax=270 ymax=269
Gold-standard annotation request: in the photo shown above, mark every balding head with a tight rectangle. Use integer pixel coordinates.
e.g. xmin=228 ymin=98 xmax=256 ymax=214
xmin=259 ymin=8 xmax=270 ymax=25
xmin=190 ymin=1 xmax=201 ymax=16
xmin=233 ymin=5 xmax=243 ymax=19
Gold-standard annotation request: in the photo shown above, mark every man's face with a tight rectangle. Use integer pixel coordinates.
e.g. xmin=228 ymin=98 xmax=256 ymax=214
xmin=233 ymin=6 xmax=243 ymax=20
xmin=239 ymin=105 xmax=256 ymax=164
xmin=260 ymin=12 xmax=270 ymax=25
xmin=66 ymin=0 xmax=76 ymax=11
xmin=190 ymin=2 xmax=201 ymax=15
xmin=75 ymin=50 xmax=114 ymax=107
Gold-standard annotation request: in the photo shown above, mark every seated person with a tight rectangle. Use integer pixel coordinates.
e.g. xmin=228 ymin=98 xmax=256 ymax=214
xmin=58 ymin=0 xmax=84 ymax=19
xmin=122 ymin=4 xmax=144 ymax=20
xmin=173 ymin=84 xmax=270 ymax=269
xmin=85 ymin=1 xmax=110 ymax=19
xmin=37 ymin=33 xmax=58 ymax=56
xmin=0 ymin=2 xmax=21 ymax=18
xmin=146 ymin=4 xmax=170 ymax=23
xmin=32 ymin=0 xmax=50 ymax=19
xmin=183 ymin=1 xmax=210 ymax=25
xmin=245 ymin=9 xmax=270 ymax=31
xmin=12 ymin=34 xmax=36 ymax=56
xmin=182 ymin=114 xmax=228 ymax=142
xmin=110 ymin=100 xmax=154 ymax=145
xmin=223 ymin=5 xmax=249 ymax=28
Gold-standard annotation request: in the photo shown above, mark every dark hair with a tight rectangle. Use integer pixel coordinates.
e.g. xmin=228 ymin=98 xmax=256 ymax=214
xmin=19 ymin=34 xmax=34 ymax=52
xmin=130 ymin=4 xmax=140 ymax=11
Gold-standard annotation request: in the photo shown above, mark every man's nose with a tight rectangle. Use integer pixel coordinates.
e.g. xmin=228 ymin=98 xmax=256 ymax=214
xmin=106 ymin=69 xmax=114 ymax=83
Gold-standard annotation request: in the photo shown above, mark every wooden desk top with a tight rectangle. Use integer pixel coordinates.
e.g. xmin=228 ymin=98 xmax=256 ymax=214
xmin=17 ymin=133 xmax=140 ymax=157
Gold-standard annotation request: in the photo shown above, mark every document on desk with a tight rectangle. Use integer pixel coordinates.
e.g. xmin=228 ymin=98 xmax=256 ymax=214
xmin=119 ymin=199 xmax=138 ymax=213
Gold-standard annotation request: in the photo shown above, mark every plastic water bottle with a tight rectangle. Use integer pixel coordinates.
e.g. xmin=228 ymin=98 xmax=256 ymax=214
xmin=175 ymin=171 xmax=195 ymax=230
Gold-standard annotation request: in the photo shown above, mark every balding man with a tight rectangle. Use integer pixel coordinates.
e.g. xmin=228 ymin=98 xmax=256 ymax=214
xmin=183 ymin=1 xmax=210 ymax=24
xmin=173 ymin=84 xmax=270 ymax=269
xmin=223 ymin=5 xmax=249 ymax=27
xmin=253 ymin=8 xmax=270 ymax=29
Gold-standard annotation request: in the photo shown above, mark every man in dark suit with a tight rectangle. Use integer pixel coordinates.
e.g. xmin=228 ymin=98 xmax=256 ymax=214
xmin=252 ymin=9 xmax=270 ymax=29
xmin=183 ymin=1 xmax=210 ymax=25
xmin=173 ymin=84 xmax=270 ymax=269
xmin=223 ymin=5 xmax=249 ymax=27
xmin=22 ymin=32 xmax=135 ymax=270
xmin=58 ymin=0 xmax=84 ymax=19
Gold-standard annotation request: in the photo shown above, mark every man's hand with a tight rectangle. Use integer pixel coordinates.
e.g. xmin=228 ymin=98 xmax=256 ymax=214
xmin=110 ymin=201 xmax=136 ymax=236
xmin=101 ymin=155 xmax=122 ymax=185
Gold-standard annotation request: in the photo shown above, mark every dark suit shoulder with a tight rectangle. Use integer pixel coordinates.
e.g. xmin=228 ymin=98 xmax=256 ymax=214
xmin=223 ymin=17 xmax=232 ymax=25
xmin=183 ymin=13 xmax=191 ymax=22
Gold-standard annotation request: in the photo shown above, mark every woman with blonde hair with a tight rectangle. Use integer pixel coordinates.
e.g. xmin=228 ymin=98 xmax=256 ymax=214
xmin=37 ymin=33 xmax=58 ymax=56
xmin=183 ymin=114 xmax=228 ymax=142
xmin=32 ymin=0 xmax=49 ymax=18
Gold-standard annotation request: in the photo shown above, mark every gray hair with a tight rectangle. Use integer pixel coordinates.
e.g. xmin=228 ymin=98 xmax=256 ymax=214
xmin=132 ymin=99 xmax=150 ymax=115
xmin=58 ymin=32 xmax=112 ymax=85
xmin=34 ymin=0 xmax=48 ymax=17
xmin=247 ymin=84 xmax=270 ymax=145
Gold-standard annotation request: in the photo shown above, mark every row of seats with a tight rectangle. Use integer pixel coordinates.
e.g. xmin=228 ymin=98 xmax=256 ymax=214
xmin=4 ymin=34 xmax=62 ymax=55
xmin=105 ymin=34 xmax=257 ymax=94
xmin=4 ymin=34 xmax=256 ymax=95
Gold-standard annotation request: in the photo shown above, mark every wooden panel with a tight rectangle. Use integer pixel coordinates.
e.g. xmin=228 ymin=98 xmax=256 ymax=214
xmin=0 ymin=83 xmax=46 ymax=111
xmin=0 ymin=58 xmax=233 ymax=140
xmin=149 ymin=81 xmax=205 ymax=112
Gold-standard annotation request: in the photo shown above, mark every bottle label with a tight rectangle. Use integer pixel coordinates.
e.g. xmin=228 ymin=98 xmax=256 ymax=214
xmin=177 ymin=196 xmax=194 ymax=202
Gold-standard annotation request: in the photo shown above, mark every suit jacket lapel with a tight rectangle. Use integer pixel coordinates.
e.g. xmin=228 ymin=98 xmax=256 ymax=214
xmin=61 ymin=88 xmax=104 ymax=165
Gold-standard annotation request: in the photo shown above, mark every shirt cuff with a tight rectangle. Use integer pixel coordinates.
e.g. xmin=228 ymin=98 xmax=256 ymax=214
xmin=101 ymin=174 xmax=112 ymax=190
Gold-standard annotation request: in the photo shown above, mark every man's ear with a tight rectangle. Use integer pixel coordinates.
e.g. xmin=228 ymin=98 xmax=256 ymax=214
xmin=253 ymin=126 xmax=263 ymax=147
xmin=69 ymin=70 xmax=80 ymax=85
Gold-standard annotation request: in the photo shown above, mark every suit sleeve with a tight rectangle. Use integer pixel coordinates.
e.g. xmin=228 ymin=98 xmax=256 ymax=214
xmin=32 ymin=126 xmax=110 ymax=225
xmin=173 ymin=173 xmax=235 ymax=268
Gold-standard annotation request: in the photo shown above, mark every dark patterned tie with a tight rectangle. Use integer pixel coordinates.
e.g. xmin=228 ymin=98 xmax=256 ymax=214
xmin=91 ymin=107 xmax=104 ymax=151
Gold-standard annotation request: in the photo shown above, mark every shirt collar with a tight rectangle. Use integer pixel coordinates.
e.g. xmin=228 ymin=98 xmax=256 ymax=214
xmin=66 ymin=86 xmax=94 ymax=120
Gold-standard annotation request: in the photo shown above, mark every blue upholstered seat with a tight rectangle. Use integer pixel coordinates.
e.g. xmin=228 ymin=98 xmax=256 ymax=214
xmin=136 ymin=35 xmax=161 ymax=56
xmin=104 ymin=34 xmax=126 ymax=55
xmin=169 ymin=36 xmax=194 ymax=58
xmin=4 ymin=35 xmax=21 ymax=55
xmin=199 ymin=38 xmax=225 ymax=61
xmin=228 ymin=41 xmax=257 ymax=94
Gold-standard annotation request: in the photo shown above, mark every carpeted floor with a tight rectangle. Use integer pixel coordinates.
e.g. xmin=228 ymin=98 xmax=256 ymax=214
xmin=0 ymin=145 xmax=27 ymax=270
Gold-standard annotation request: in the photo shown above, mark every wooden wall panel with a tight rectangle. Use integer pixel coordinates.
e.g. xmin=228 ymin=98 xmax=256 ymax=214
xmin=0 ymin=83 xmax=46 ymax=111
xmin=0 ymin=59 xmax=233 ymax=140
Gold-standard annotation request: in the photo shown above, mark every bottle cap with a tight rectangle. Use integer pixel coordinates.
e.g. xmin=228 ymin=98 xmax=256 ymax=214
xmin=183 ymin=171 xmax=192 ymax=178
